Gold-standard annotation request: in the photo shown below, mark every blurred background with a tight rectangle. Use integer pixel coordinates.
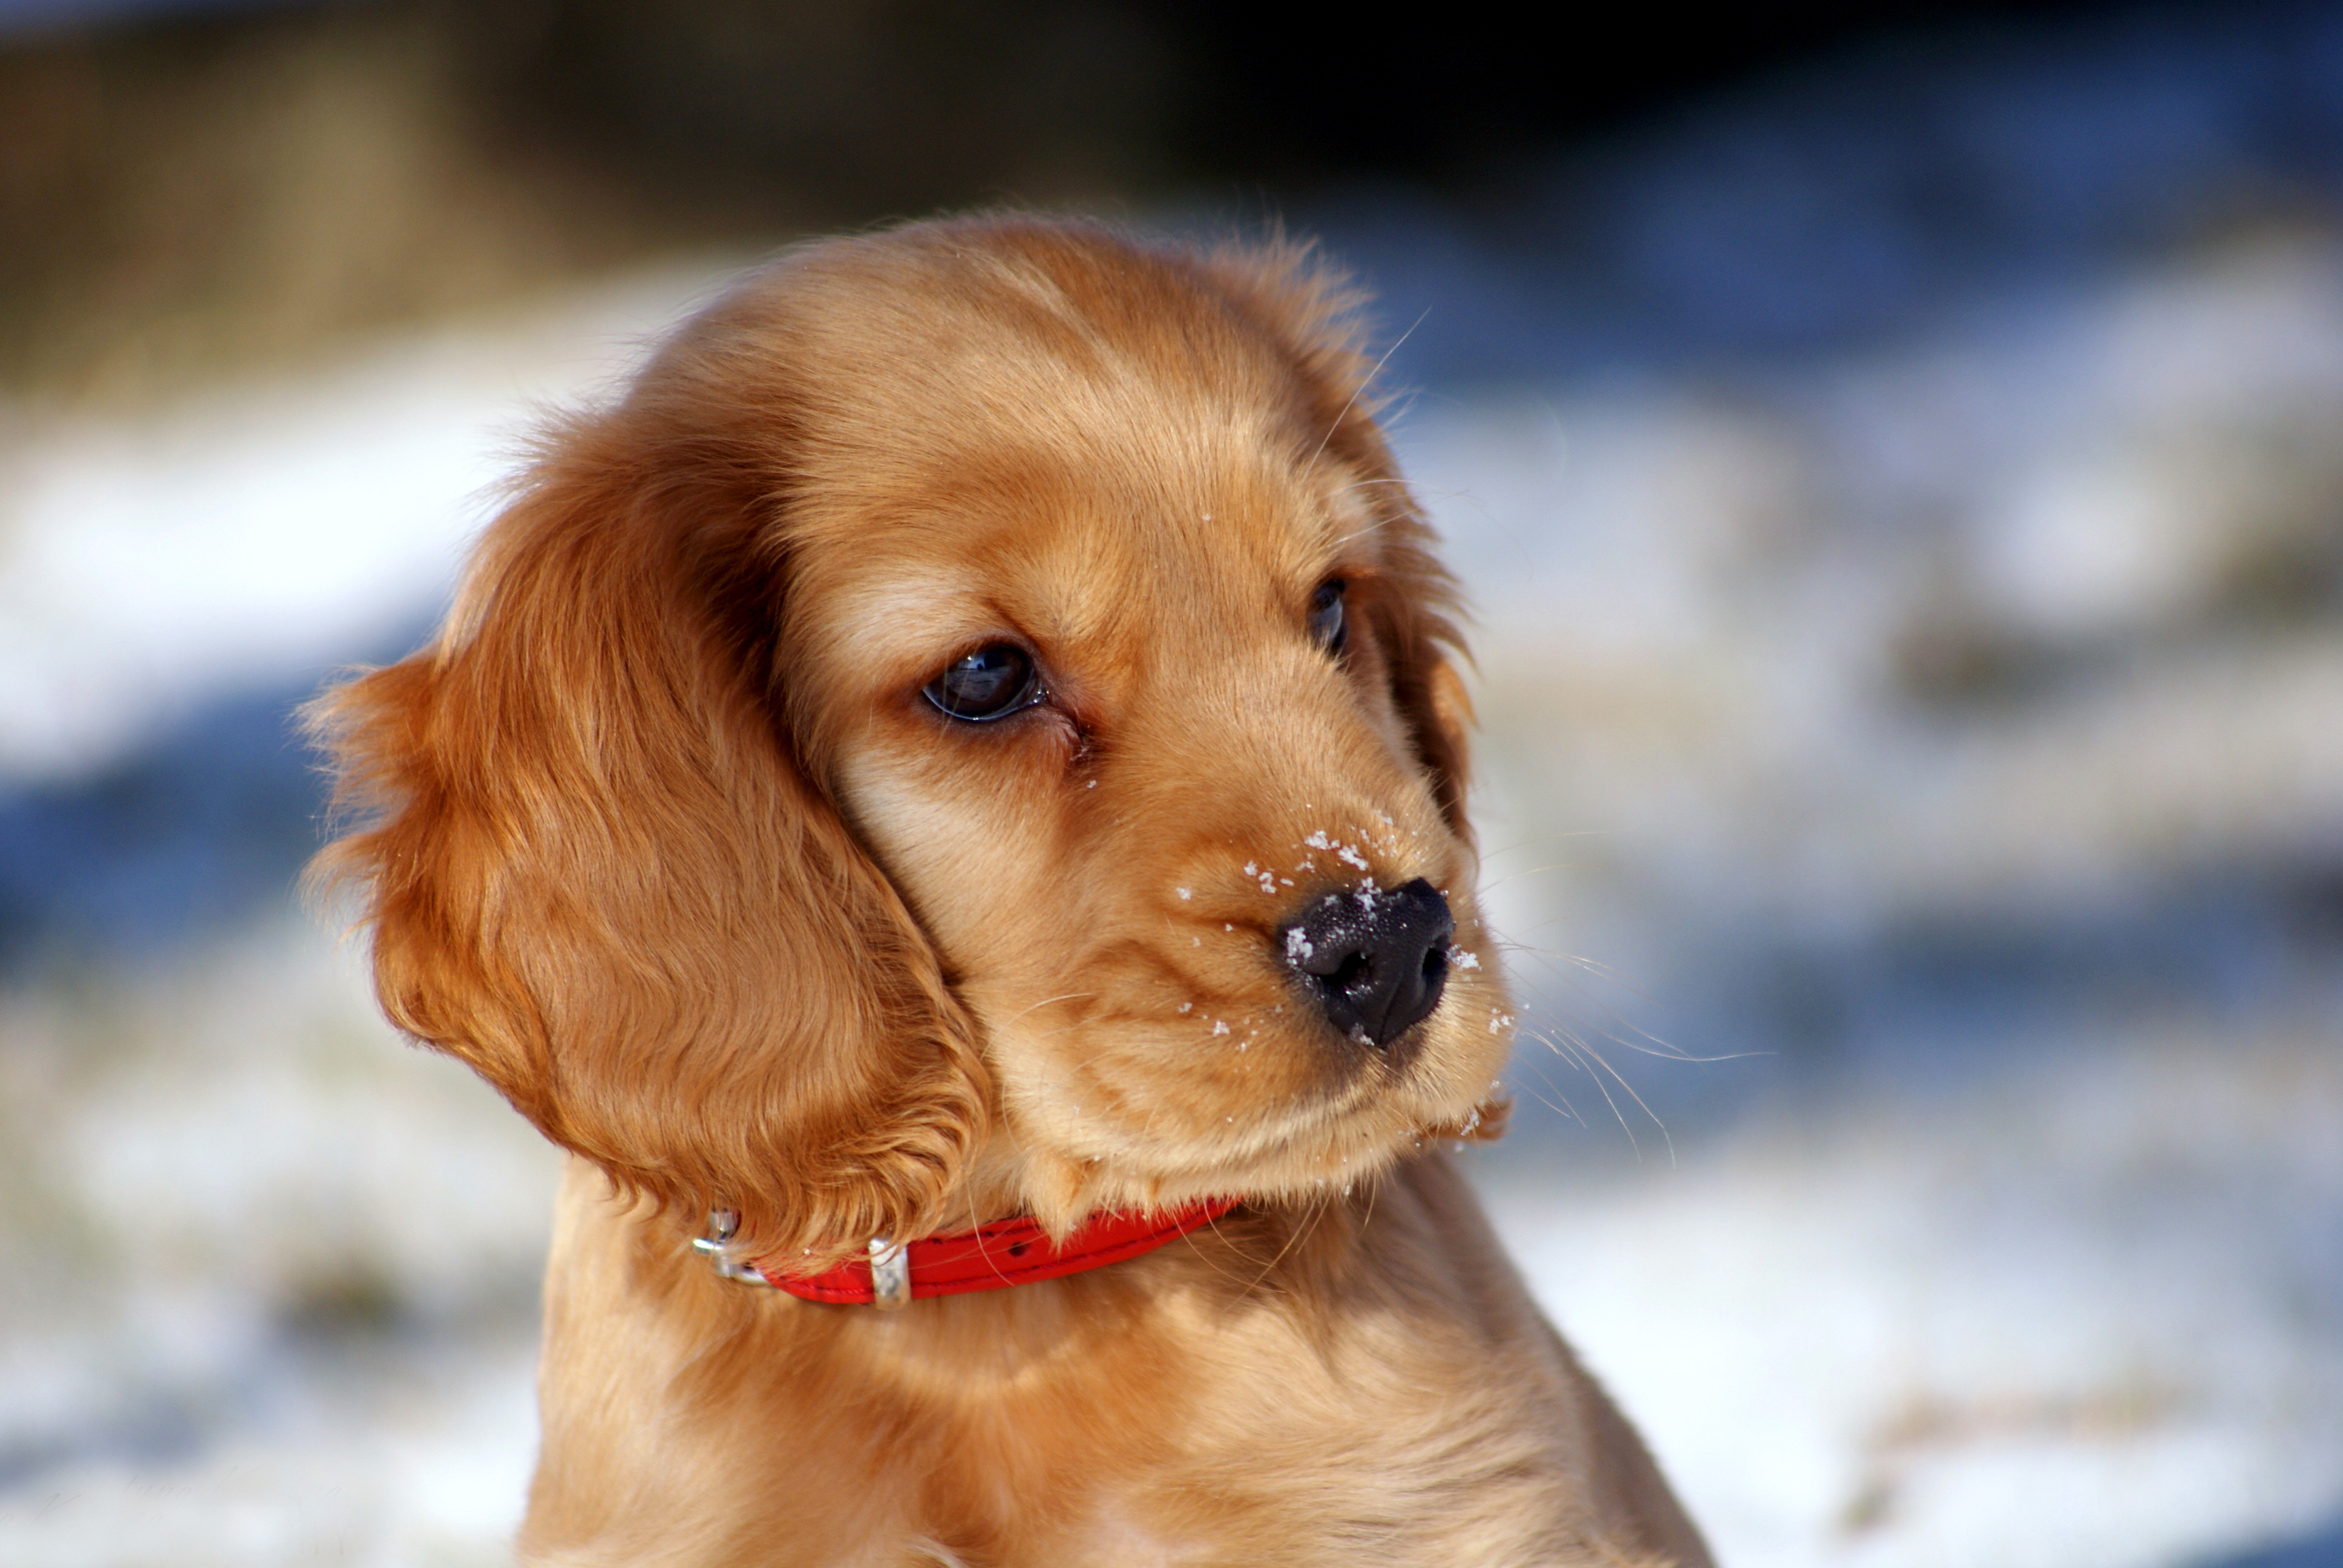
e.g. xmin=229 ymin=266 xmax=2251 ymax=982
xmin=3 ymin=1 xmax=2341 ymax=1563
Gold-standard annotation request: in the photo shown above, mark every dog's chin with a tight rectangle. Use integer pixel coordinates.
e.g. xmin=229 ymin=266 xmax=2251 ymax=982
xmin=997 ymin=1007 xmax=1515 ymax=1235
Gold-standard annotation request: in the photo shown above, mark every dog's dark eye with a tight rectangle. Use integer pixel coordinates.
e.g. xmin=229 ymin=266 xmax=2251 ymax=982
xmin=1309 ymin=579 xmax=1348 ymax=656
xmin=925 ymin=644 xmax=1043 ymax=722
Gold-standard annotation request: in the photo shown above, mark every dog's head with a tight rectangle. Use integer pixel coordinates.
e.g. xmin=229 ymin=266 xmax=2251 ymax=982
xmin=311 ymin=217 xmax=1513 ymax=1266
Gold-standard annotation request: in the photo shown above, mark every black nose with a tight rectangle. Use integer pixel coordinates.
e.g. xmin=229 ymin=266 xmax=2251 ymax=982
xmin=1280 ymin=878 xmax=1455 ymax=1050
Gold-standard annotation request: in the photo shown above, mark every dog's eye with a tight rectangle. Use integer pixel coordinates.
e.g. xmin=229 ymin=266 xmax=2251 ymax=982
xmin=925 ymin=644 xmax=1043 ymax=722
xmin=1309 ymin=578 xmax=1348 ymax=656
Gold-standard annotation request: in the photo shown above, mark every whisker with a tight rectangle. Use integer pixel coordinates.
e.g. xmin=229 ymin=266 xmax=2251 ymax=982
xmin=1471 ymin=858 xmax=1599 ymax=898
xmin=1565 ymin=1031 xmax=1676 ymax=1168
xmin=1552 ymin=1030 xmax=1643 ymax=1159
xmin=1511 ymin=1056 xmax=1585 ymax=1126
xmin=1304 ymin=307 xmax=1431 ymax=482
xmin=1518 ymin=1023 xmax=1631 ymax=1150
xmin=1184 ymin=1201 xmax=1272 ymax=1293
xmin=1331 ymin=511 xmax=1415 ymax=549
xmin=1502 ymin=939 xmax=1665 ymax=1008
xmin=1381 ymin=382 xmax=1427 ymax=429
xmin=1242 ymin=1187 xmax=1335 ymax=1296
xmin=1499 ymin=944 xmax=1764 ymax=1067
xmin=1004 ymin=991 xmax=1094 ymax=1025
xmin=1601 ymin=1027 xmax=1768 ymax=1066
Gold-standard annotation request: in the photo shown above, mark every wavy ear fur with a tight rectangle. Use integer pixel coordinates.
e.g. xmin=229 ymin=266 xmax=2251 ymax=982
xmin=307 ymin=354 xmax=988 ymax=1269
xmin=1199 ymin=237 xmax=1477 ymax=841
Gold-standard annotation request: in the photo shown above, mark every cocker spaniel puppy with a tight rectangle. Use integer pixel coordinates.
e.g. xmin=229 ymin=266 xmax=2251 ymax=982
xmin=312 ymin=215 xmax=1710 ymax=1567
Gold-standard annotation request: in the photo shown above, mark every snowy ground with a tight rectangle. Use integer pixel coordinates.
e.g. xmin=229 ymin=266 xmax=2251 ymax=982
xmin=5 ymin=14 xmax=2343 ymax=1561
xmin=1491 ymin=1022 xmax=2343 ymax=1568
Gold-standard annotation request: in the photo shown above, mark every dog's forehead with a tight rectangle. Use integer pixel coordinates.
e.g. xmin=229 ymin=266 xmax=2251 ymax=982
xmin=786 ymin=434 xmax=1380 ymax=686
xmin=776 ymin=280 xmax=1388 ymax=668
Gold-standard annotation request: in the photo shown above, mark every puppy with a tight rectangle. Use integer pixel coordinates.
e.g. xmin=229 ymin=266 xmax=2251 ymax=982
xmin=312 ymin=215 xmax=1711 ymax=1567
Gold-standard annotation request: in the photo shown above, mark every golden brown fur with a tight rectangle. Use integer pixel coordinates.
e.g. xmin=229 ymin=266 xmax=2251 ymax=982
xmin=310 ymin=215 xmax=1711 ymax=1566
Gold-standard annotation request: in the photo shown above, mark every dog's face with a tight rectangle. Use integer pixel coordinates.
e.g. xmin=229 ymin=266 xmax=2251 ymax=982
xmin=788 ymin=336 xmax=1509 ymax=1217
xmin=313 ymin=220 xmax=1513 ymax=1259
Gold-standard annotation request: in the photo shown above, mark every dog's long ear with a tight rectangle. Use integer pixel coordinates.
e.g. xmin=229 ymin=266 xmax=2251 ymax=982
xmin=1202 ymin=238 xmax=1478 ymax=840
xmin=306 ymin=385 xmax=988 ymax=1269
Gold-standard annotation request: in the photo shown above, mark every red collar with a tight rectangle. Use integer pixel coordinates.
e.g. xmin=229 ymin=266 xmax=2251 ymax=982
xmin=762 ymin=1197 xmax=1239 ymax=1305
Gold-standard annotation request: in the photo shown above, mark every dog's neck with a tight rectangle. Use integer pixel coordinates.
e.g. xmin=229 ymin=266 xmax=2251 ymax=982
xmin=689 ymin=1100 xmax=1510 ymax=1306
xmin=696 ymin=1198 xmax=1240 ymax=1307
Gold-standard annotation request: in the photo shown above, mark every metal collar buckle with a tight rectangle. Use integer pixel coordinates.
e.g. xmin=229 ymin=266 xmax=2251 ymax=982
xmin=695 ymin=1210 xmax=913 ymax=1307
xmin=692 ymin=1209 xmax=774 ymax=1286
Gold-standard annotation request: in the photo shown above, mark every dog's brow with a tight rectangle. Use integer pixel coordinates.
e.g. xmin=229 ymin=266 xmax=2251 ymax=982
xmin=813 ymin=570 xmax=990 ymax=663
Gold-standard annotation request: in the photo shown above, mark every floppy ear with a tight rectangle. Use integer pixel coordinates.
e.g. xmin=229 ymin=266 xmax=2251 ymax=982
xmin=1200 ymin=238 xmax=1478 ymax=841
xmin=307 ymin=391 xmax=988 ymax=1270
